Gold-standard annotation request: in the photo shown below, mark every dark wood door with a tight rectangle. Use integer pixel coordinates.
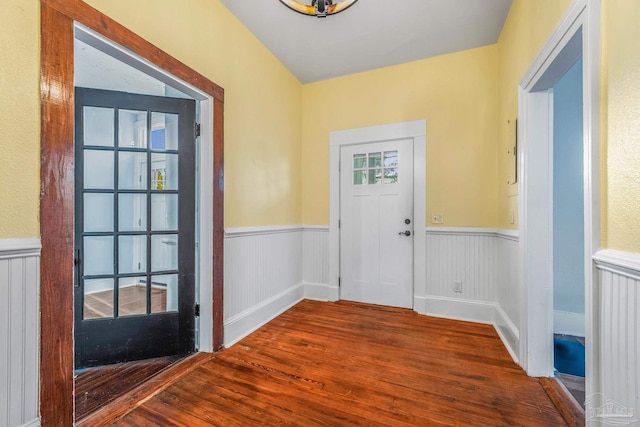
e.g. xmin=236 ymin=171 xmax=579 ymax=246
xmin=74 ymin=87 xmax=196 ymax=368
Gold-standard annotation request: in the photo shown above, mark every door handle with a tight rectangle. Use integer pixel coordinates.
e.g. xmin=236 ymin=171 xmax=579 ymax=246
xmin=398 ymin=230 xmax=411 ymax=236
xmin=74 ymin=248 xmax=81 ymax=287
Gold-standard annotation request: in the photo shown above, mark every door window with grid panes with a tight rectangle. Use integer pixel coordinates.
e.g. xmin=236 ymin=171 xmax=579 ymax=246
xmin=74 ymin=88 xmax=196 ymax=368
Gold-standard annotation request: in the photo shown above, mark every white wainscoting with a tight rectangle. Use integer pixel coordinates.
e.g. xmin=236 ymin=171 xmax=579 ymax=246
xmin=224 ymin=226 xmax=336 ymax=347
xmin=302 ymin=226 xmax=336 ymax=301
xmin=495 ymin=230 xmax=520 ymax=362
xmin=0 ymin=239 xmax=41 ymax=427
xmin=425 ymin=228 xmax=497 ymax=302
xmin=424 ymin=228 xmax=520 ymax=363
xmin=223 ymin=227 xmax=304 ymax=347
xmin=593 ymin=249 xmax=640 ymax=425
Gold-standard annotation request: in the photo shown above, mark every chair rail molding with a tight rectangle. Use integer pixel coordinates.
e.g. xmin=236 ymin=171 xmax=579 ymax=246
xmin=0 ymin=238 xmax=42 ymax=259
xmin=593 ymin=248 xmax=640 ymax=280
xmin=224 ymin=225 xmax=304 ymax=238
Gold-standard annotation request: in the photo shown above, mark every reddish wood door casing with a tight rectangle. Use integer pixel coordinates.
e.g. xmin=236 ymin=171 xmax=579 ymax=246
xmin=40 ymin=0 xmax=225 ymax=424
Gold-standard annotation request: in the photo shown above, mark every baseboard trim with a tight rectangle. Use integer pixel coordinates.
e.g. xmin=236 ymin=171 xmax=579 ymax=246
xmin=224 ymin=284 xmax=304 ymax=347
xmin=423 ymin=296 xmax=496 ymax=324
xmin=304 ymin=282 xmax=339 ymax=302
xmin=494 ymin=305 xmax=520 ymax=363
xmin=19 ymin=419 xmax=41 ymax=427
xmin=554 ymin=310 xmax=585 ymax=337
xmin=413 ymin=296 xmax=427 ymax=315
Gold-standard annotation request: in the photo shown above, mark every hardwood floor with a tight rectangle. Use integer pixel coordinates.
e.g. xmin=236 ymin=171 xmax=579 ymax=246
xmin=75 ymin=356 xmax=180 ymax=420
xmin=110 ymin=300 xmax=567 ymax=426
xmin=539 ymin=377 xmax=585 ymax=427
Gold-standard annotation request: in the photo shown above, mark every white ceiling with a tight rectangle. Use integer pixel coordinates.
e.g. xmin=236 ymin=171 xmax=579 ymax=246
xmin=220 ymin=0 xmax=513 ymax=84
xmin=75 ymin=38 xmax=192 ymax=99
xmin=75 ymin=39 xmax=165 ymax=95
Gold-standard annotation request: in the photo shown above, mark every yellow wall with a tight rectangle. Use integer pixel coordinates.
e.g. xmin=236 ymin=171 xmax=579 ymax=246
xmin=83 ymin=0 xmax=302 ymax=229
xmin=301 ymin=45 xmax=499 ymax=227
xmin=0 ymin=0 xmax=302 ymax=237
xmin=602 ymin=0 xmax=640 ymax=252
xmin=0 ymin=0 xmax=40 ymax=238
xmin=5 ymin=0 xmax=640 ymax=250
xmin=495 ymin=0 xmax=640 ymax=252
xmin=495 ymin=0 xmax=573 ymax=229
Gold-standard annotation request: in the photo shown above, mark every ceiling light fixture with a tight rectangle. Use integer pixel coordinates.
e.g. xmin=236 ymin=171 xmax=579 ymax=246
xmin=279 ymin=0 xmax=359 ymax=18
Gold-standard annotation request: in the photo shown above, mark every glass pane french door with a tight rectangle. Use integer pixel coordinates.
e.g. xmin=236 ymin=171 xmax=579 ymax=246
xmin=74 ymin=87 xmax=196 ymax=369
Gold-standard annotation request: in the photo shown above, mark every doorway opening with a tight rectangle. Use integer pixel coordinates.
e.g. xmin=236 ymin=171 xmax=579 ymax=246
xmin=73 ymin=85 xmax=198 ymax=417
xmin=40 ymin=1 xmax=224 ymax=424
xmin=517 ymin=0 xmax=599 ymax=412
xmin=551 ymin=56 xmax=586 ymax=406
xmin=329 ymin=121 xmax=426 ymax=312
xmin=74 ymin=85 xmax=198 ymax=364
xmin=71 ymin=25 xmax=215 ymax=419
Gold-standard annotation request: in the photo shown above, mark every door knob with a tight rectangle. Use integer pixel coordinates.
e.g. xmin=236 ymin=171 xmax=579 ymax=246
xmin=398 ymin=230 xmax=411 ymax=236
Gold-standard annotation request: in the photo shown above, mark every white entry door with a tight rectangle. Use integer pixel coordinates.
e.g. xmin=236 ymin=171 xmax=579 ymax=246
xmin=340 ymin=139 xmax=414 ymax=308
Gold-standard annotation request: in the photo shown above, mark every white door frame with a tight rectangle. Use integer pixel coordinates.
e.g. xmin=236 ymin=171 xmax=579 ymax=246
xmin=329 ymin=120 xmax=426 ymax=311
xmin=517 ymin=0 xmax=600 ymax=396
xmin=75 ymin=23 xmax=216 ymax=352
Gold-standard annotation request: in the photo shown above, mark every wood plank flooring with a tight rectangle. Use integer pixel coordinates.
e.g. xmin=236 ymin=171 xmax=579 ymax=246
xmin=75 ymin=356 xmax=180 ymax=420
xmin=539 ymin=377 xmax=585 ymax=427
xmin=113 ymin=300 xmax=568 ymax=426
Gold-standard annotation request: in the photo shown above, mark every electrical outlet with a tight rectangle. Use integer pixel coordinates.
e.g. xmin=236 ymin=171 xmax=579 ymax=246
xmin=454 ymin=280 xmax=463 ymax=293
xmin=432 ymin=213 xmax=444 ymax=224
xmin=509 ymin=209 xmax=515 ymax=224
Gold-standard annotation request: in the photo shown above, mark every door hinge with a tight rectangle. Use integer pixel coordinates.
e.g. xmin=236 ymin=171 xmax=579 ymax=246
xmin=195 ymin=123 xmax=201 ymax=138
xmin=194 ymin=302 xmax=200 ymax=317
xmin=338 ymin=219 xmax=341 ymax=229
xmin=338 ymin=277 xmax=341 ymax=286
